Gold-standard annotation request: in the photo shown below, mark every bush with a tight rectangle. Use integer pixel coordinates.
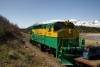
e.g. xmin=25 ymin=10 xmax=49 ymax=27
xmin=0 ymin=15 xmax=21 ymax=43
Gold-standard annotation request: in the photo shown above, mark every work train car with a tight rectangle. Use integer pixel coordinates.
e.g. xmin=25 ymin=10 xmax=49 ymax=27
xmin=30 ymin=20 xmax=85 ymax=66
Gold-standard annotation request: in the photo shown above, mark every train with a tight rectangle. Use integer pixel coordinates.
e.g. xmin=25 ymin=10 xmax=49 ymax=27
xmin=30 ymin=20 xmax=85 ymax=66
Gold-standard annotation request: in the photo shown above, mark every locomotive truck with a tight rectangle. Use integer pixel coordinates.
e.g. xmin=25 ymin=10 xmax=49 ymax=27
xmin=30 ymin=20 xmax=85 ymax=66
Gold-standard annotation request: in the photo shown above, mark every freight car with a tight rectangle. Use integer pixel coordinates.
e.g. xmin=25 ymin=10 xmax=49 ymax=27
xmin=30 ymin=20 xmax=85 ymax=66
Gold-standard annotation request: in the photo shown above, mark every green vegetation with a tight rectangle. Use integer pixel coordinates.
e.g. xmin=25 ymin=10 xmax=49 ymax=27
xmin=0 ymin=15 xmax=21 ymax=44
xmin=76 ymin=26 xmax=100 ymax=33
xmin=0 ymin=15 xmax=38 ymax=67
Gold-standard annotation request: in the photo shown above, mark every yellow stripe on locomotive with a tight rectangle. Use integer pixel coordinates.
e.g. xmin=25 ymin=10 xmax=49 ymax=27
xmin=32 ymin=21 xmax=79 ymax=40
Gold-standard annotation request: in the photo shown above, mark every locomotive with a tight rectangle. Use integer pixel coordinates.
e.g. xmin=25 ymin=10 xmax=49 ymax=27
xmin=30 ymin=20 xmax=85 ymax=65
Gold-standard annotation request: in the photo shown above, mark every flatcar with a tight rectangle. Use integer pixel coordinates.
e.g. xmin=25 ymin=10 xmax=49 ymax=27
xmin=30 ymin=20 xmax=85 ymax=66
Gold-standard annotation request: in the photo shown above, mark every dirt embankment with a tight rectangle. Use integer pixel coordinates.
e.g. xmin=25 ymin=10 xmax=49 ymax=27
xmin=80 ymin=33 xmax=100 ymax=45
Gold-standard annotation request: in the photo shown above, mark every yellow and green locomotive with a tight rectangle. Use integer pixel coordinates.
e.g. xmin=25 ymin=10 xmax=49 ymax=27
xmin=30 ymin=20 xmax=85 ymax=65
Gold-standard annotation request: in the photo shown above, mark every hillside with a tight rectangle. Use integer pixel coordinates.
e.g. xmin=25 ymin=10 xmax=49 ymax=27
xmin=0 ymin=15 xmax=40 ymax=67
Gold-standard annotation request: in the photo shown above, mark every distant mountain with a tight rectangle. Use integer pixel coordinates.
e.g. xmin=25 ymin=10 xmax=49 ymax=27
xmin=25 ymin=19 xmax=100 ymax=30
xmin=33 ymin=20 xmax=64 ymax=25
xmin=32 ymin=19 xmax=100 ymax=28
xmin=18 ymin=25 xmax=25 ymax=29
xmin=69 ymin=19 xmax=100 ymax=28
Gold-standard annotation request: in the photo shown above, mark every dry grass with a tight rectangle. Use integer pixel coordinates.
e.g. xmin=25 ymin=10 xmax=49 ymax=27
xmin=0 ymin=35 xmax=40 ymax=67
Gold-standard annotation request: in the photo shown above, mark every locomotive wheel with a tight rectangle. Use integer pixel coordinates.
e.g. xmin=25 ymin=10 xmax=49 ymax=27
xmin=33 ymin=41 xmax=36 ymax=45
xmin=48 ymin=48 xmax=56 ymax=57
xmin=48 ymin=47 xmax=51 ymax=52
xmin=30 ymin=40 xmax=32 ymax=43
xmin=32 ymin=41 xmax=35 ymax=45
xmin=41 ymin=45 xmax=46 ymax=52
xmin=31 ymin=41 xmax=34 ymax=45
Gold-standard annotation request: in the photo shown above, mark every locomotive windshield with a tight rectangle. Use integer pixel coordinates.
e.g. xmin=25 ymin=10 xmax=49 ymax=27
xmin=54 ymin=22 xmax=66 ymax=31
xmin=54 ymin=22 xmax=74 ymax=31
xmin=67 ymin=23 xmax=74 ymax=29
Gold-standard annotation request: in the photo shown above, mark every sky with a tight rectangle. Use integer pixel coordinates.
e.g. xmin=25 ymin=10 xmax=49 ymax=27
xmin=0 ymin=0 xmax=100 ymax=28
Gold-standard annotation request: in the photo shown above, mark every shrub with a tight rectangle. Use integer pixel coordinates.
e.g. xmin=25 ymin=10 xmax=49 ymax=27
xmin=0 ymin=15 xmax=21 ymax=44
